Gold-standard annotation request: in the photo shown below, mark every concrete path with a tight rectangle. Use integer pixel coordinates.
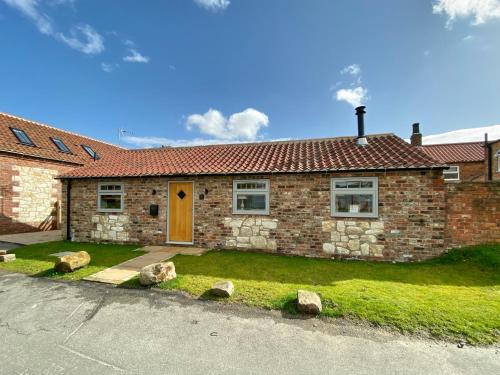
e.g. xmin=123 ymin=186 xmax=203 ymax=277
xmin=83 ymin=246 xmax=207 ymax=284
xmin=0 ymin=229 xmax=62 ymax=245
xmin=0 ymin=271 xmax=498 ymax=375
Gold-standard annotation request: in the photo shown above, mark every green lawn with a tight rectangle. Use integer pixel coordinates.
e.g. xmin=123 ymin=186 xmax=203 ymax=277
xmin=0 ymin=241 xmax=143 ymax=281
xmin=148 ymin=245 xmax=499 ymax=345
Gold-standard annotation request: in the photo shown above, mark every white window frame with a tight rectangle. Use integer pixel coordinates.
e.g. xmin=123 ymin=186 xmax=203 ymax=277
xmin=443 ymin=165 xmax=460 ymax=181
xmin=496 ymin=151 xmax=500 ymax=172
xmin=97 ymin=182 xmax=124 ymax=212
xmin=331 ymin=177 xmax=378 ymax=218
xmin=233 ymin=179 xmax=270 ymax=215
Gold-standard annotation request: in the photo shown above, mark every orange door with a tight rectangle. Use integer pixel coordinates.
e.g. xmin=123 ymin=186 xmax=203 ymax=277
xmin=168 ymin=182 xmax=193 ymax=243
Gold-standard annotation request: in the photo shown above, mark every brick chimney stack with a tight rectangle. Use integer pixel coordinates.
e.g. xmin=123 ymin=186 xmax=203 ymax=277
xmin=410 ymin=123 xmax=422 ymax=146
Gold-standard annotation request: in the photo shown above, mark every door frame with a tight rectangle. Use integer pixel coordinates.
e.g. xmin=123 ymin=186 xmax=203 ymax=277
xmin=167 ymin=180 xmax=194 ymax=245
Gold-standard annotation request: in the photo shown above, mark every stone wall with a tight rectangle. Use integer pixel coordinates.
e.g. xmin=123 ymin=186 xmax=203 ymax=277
xmin=445 ymin=182 xmax=500 ymax=247
xmin=63 ymin=169 xmax=447 ymax=261
xmin=0 ymin=153 xmax=73 ymax=234
xmin=321 ymin=220 xmax=385 ymax=258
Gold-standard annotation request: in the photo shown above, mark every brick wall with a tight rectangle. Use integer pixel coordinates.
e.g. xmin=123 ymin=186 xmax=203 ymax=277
xmin=445 ymin=182 xmax=500 ymax=247
xmin=0 ymin=153 xmax=74 ymax=234
xmin=62 ymin=169 xmax=446 ymax=261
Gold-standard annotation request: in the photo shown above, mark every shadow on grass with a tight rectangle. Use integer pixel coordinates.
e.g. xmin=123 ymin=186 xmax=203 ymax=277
xmin=166 ymin=244 xmax=500 ymax=288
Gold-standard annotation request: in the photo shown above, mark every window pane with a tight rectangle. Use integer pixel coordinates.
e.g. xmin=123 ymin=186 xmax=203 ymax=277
xmin=100 ymin=184 xmax=122 ymax=192
xmin=335 ymin=194 xmax=374 ymax=214
xmin=100 ymin=195 xmax=122 ymax=210
xmin=236 ymin=194 xmax=266 ymax=211
xmin=52 ymin=138 xmax=70 ymax=153
xmin=12 ymin=128 xmax=35 ymax=146
xmin=444 ymin=173 xmax=459 ymax=180
xmin=236 ymin=182 xmax=266 ymax=190
xmin=335 ymin=180 xmax=373 ymax=189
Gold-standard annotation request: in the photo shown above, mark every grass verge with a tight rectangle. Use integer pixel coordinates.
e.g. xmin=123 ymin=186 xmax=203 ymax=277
xmin=141 ymin=244 xmax=499 ymax=345
xmin=0 ymin=241 xmax=143 ymax=281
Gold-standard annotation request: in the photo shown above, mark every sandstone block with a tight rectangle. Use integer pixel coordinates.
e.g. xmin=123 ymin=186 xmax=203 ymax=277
xmin=211 ymin=280 xmax=234 ymax=297
xmin=297 ymin=290 xmax=322 ymax=314
xmin=250 ymin=236 xmax=267 ymax=248
xmin=262 ymin=220 xmax=277 ymax=230
xmin=346 ymin=226 xmax=363 ymax=235
xmin=360 ymin=235 xmax=377 ymax=243
xmin=0 ymin=254 xmax=16 ymax=262
xmin=322 ymin=243 xmax=336 ymax=254
xmin=139 ymin=262 xmax=176 ymax=286
xmin=239 ymin=226 xmax=253 ymax=237
xmin=55 ymin=251 xmax=90 ymax=273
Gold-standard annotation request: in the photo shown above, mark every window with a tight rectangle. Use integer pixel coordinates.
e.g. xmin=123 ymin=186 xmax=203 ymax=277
xmin=331 ymin=177 xmax=378 ymax=218
xmin=496 ymin=151 xmax=500 ymax=172
xmin=82 ymin=145 xmax=100 ymax=160
xmin=51 ymin=137 xmax=71 ymax=153
xmin=10 ymin=128 xmax=35 ymax=146
xmin=233 ymin=179 xmax=269 ymax=215
xmin=98 ymin=183 xmax=124 ymax=212
xmin=443 ymin=166 xmax=460 ymax=181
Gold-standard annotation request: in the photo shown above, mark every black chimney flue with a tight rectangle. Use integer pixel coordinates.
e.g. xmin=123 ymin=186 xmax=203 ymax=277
xmin=355 ymin=106 xmax=367 ymax=145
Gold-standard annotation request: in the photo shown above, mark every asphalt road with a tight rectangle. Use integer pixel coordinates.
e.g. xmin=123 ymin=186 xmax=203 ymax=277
xmin=0 ymin=271 xmax=498 ymax=375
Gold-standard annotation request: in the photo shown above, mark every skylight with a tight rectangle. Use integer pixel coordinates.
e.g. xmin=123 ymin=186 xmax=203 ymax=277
xmin=82 ymin=145 xmax=100 ymax=160
xmin=51 ymin=137 xmax=71 ymax=153
xmin=10 ymin=127 xmax=35 ymax=146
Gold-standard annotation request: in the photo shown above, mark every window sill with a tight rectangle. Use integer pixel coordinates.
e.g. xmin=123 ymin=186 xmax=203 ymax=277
xmin=331 ymin=213 xmax=378 ymax=219
xmin=232 ymin=211 xmax=270 ymax=216
xmin=97 ymin=210 xmax=123 ymax=214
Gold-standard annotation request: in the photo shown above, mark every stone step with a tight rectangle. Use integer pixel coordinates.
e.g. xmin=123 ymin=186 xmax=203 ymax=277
xmin=0 ymin=250 xmax=8 ymax=255
xmin=0 ymin=254 xmax=16 ymax=262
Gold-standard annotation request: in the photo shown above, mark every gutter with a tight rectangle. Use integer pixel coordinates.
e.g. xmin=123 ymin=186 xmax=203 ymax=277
xmin=485 ymin=134 xmax=492 ymax=181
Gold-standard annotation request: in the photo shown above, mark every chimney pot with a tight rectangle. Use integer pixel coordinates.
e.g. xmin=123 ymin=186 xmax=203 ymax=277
xmin=410 ymin=122 xmax=422 ymax=146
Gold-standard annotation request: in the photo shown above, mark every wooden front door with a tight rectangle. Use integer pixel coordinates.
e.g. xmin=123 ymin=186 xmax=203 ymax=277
xmin=168 ymin=181 xmax=193 ymax=243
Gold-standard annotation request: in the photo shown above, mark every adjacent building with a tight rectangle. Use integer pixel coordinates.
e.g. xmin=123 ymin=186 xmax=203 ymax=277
xmin=410 ymin=123 xmax=500 ymax=182
xmin=0 ymin=112 xmax=123 ymax=234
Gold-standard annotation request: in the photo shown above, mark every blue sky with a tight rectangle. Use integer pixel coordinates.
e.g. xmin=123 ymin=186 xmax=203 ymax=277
xmin=1 ymin=0 xmax=499 ymax=147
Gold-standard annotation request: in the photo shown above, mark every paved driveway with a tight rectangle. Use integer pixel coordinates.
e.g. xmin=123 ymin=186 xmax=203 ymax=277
xmin=0 ymin=229 xmax=62 ymax=245
xmin=0 ymin=271 xmax=498 ymax=375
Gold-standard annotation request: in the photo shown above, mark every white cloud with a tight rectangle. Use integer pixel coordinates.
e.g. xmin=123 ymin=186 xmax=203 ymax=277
xmin=56 ymin=24 xmax=104 ymax=54
xmin=433 ymin=0 xmax=500 ymax=27
xmin=340 ymin=64 xmax=361 ymax=76
xmin=336 ymin=87 xmax=368 ymax=108
xmin=123 ymin=49 xmax=150 ymax=63
xmin=463 ymin=34 xmax=474 ymax=41
xmin=2 ymin=0 xmax=104 ymax=54
xmin=194 ymin=0 xmax=230 ymax=11
xmin=420 ymin=125 xmax=500 ymax=144
xmin=186 ymin=108 xmax=269 ymax=141
xmin=101 ymin=62 xmax=117 ymax=73
xmin=2 ymin=0 xmax=53 ymax=34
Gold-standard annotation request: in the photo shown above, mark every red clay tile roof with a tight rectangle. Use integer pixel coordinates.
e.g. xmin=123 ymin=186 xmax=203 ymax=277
xmin=420 ymin=142 xmax=485 ymax=163
xmin=59 ymin=134 xmax=444 ymax=179
xmin=0 ymin=112 xmax=123 ymax=165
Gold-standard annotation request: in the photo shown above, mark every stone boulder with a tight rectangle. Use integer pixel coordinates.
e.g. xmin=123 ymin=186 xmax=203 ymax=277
xmin=297 ymin=290 xmax=322 ymax=314
xmin=210 ymin=280 xmax=234 ymax=297
xmin=54 ymin=251 xmax=90 ymax=273
xmin=139 ymin=262 xmax=176 ymax=286
xmin=0 ymin=254 xmax=16 ymax=262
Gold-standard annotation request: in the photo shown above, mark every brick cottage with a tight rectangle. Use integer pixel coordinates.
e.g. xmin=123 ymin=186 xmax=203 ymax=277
xmin=0 ymin=113 xmax=123 ymax=234
xmin=59 ymin=107 xmax=450 ymax=261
